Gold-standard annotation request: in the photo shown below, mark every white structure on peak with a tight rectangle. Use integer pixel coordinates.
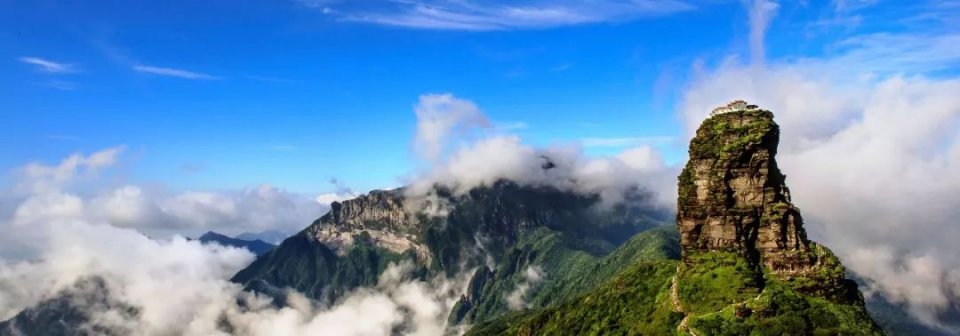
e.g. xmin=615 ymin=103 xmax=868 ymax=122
xmin=710 ymin=100 xmax=759 ymax=116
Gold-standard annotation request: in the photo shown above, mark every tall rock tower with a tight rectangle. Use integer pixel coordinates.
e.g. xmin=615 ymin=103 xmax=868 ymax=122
xmin=670 ymin=101 xmax=880 ymax=334
xmin=678 ymin=101 xmax=850 ymax=293
xmin=677 ymin=101 xmax=815 ymax=274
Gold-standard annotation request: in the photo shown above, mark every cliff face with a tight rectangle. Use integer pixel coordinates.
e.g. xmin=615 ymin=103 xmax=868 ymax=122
xmin=672 ymin=103 xmax=878 ymax=334
xmin=304 ymin=189 xmax=430 ymax=262
xmin=677 ymin=107 xmax=817 ymax=278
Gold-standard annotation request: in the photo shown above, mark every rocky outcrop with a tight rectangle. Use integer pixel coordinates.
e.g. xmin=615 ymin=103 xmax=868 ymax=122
xmin=304 ymin=189 xmax=431 ymax=261
xmin=318 ymin=189 xmax=409 ymax=231
xmin=676 ymin=102 xmax=822 ymax=280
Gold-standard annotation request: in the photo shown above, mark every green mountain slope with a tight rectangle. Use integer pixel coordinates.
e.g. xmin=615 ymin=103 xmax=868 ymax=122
xmin=452 ymin=225 xmax=679 ymax=324
xmin=467 ymin=259 xmax=682 ymax=336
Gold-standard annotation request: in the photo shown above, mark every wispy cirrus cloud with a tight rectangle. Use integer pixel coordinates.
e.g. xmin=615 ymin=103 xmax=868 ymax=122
xmin=19 ymin=57 xmax=76 ymax=73
xmin=133 ymin=65 xmax=220 ymax=80
xmin=304 ymin=0 xmax=695 ymax=31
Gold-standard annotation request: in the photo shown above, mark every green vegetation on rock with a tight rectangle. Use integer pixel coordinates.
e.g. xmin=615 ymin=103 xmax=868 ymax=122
xmin=466 ymin=260 xmax=682 ymax=336
xmin=687 ymin=273 xmax=881 ymax=336
xmin=454 ymin=225 xmax=679 ymax=325
xmin=677 ymin=252 xmax=763 ymax=314
xmin=230 ymin=233 xmax=420 ymax=304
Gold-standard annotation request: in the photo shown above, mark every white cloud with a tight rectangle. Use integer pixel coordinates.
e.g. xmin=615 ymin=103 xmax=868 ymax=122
xmin=617 ymin=145 xmax=666 ymax=173
xmin=0 ymin=219 xmax=471 ymax=335
xmin=405 ymin=94 xmax=674 ymax=212
xmin=830 ymin=33 xmax=960 ymax=74
xmin=312 ymin=0 xmax=694 ymax=31
xmin=16 ymin=146 xmax=124 ymax=195
xmin=1 ymin=148 xmax=326 ymax=253
xmin=747 ymin=0 xmax=779 ymax=65
xmin=314 ymin=191 xmax=359 ymax=206
xmin=133 ymin=65 xmax=220 ymax=80
xmin=413 ymin=93 xmax=490 ymax=162
xmin=505 ymin=266 xmax=544 ymax=310
xmin=0 ymin=148 xmax=472 ymax=335
xmin=848 ymin=248 xmax=959 ymax=328
xmin=19 ymin=56 xmax=76 ymax=73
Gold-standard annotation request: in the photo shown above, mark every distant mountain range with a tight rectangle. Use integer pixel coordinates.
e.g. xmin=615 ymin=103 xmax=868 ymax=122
xmin=235 ymin=230 xmax=291 ymax=245
xmin=197 ymin=231 xmax=276 ymax=256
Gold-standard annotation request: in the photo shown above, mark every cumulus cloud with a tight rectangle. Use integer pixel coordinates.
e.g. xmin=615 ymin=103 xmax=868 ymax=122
xmin=0 ymin=148 xmax=327 ymax=261
xmin=677 ymin=0 xmax=960 ymax=329
xmin=413 ymin=93 xmax=490 ymax=162
xmin=505 ymin=266 xmax=544 ymax=310
xmin=406 ymin=94 xmax=674 ymax=213
xmin=15 ymin=146 xmax=124 ymax=195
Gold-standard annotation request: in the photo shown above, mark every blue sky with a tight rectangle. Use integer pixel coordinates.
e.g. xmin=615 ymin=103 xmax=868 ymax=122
xmin=2 ymin=0 xmax=955 ymax=194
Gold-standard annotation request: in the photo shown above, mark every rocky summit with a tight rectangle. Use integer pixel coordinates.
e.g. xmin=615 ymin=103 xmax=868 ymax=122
xmin=667 ymin=102 xmax=879 ymax=333
xmin=678 ymin=102 xmax=814 ymax=277
xmin=677 ymin=102 xmax=862 ymax=300
xmin=305 ymin=189 xmax=432 ymax=262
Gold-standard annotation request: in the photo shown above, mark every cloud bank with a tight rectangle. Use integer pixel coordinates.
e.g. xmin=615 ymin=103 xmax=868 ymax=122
xmin=0 ymin=147 xmax=327 ymax=261
xmin=0 ymin=222 xmax=469 ymax=335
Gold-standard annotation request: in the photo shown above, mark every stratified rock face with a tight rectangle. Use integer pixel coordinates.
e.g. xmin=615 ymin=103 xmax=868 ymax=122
xmin=304 ymin=189 xmax=430 ymax=261
xmin=677 ymin=104 xmax=816 ymax=277
xmin=319 ymin=189 xmax=409 ymax=230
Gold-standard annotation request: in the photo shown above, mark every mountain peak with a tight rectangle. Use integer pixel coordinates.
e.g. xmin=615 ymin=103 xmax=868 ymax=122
xmin=677 ymin=105 xmax=818 ymax=276
xmin=197 ymin=231 xmax=275 ymax=256
xmin=676 ymin=103 xmax=872 ymax=302
xmin=199 ymin=231 xmax=227 ymax=240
